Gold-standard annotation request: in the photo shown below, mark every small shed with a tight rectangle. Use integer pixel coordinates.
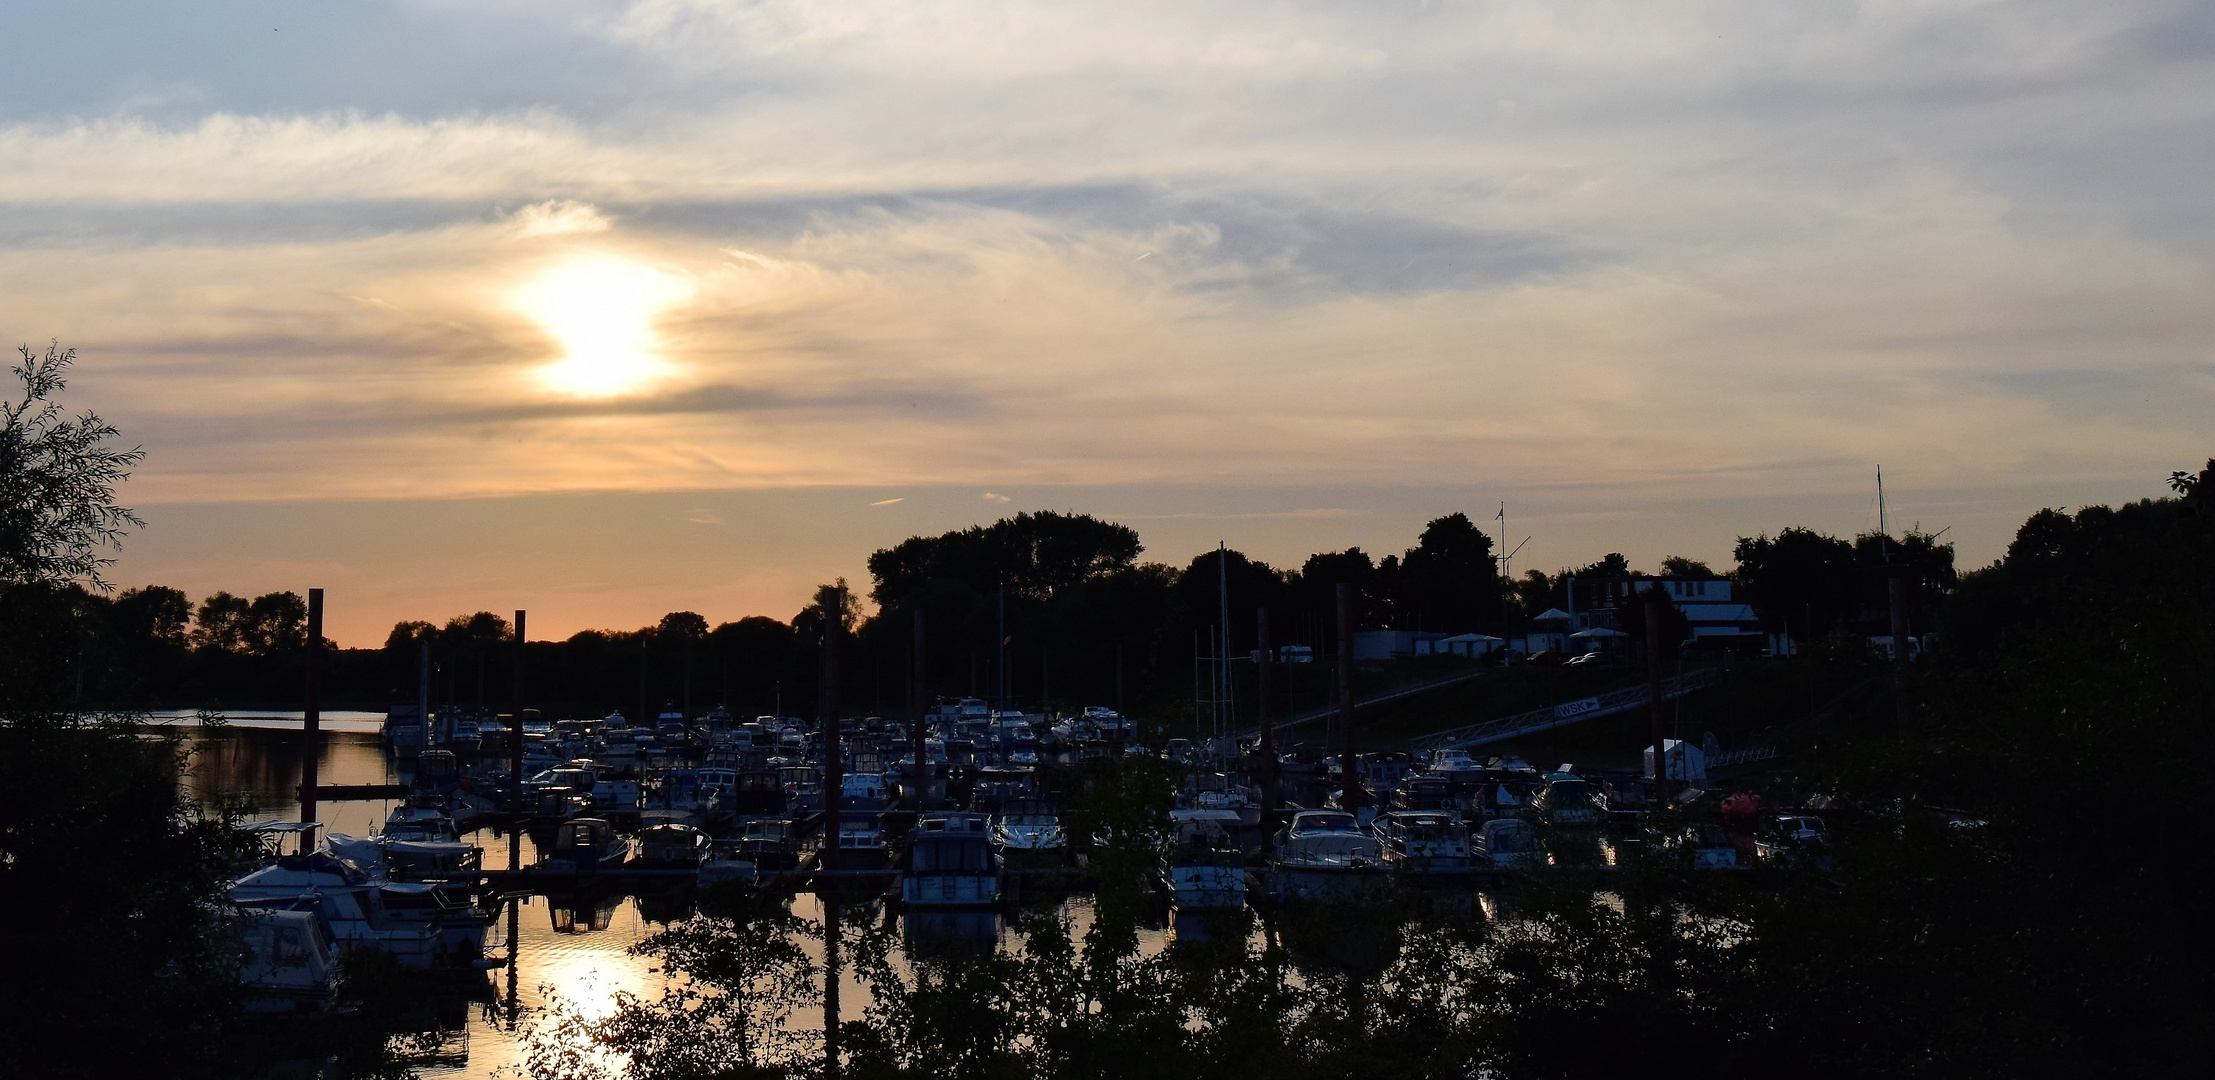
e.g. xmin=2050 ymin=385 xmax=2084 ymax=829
xmin=1642 ymin=738 xmax=1708 ymax=783
xmin=1569 ymin=627 xmax=1629 ymax=653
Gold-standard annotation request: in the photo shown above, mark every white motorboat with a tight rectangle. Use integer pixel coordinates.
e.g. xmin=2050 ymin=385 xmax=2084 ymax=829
xmin=1165 ymin=808 xmax=1246 ymax=909
xmin=1424 ymin=748 xmax=1484 ymax=779
xmin=1533 ymin=774 xmax=1603 ymax=827
xmin=537 ymin=818 xmax=628 ymax=875
xmin=1374 ymin=810 xmax=1471 ymax=879
xmin=1267 ymin=810 xmax=1387 ymax=902
xmin=989 ymin=799 xmax=1068 ymax=870
xmin=230 ymin=851 xmax=489 ymax=970
xmin=1472 ymin=818 xmax=1544 ymax=870
xmin=329 ymin=830 xmax=482 ymax=884
xmin=633 ymin=823 xmax=709 ymax=869
xmin=696 ymin=817 xmax=804 ymax=887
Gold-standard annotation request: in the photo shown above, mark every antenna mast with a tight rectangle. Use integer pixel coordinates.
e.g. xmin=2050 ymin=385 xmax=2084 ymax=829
xmin=1877 ymin=466 xmax=1891 ymax=563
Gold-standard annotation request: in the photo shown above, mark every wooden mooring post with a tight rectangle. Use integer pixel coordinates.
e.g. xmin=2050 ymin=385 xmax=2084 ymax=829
xmin=299 ymin=588 xmax=323 ymax=824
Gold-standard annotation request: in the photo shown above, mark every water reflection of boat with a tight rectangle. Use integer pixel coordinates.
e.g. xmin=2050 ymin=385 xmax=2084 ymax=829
xmin=903 ymin=910 xmax=1000 ymax=954
xmin=1267 ymin=810 xmax=1386 ymax=903
xmin=1168 ymin=907 xmax=1249 ymax=948
xmin=635 ymin=887 xmax=697 ymax=925
xmin=903 ymin=811 xmax=999 ymax=909
xmin=548 ymin=889 xmax=626 ymax=933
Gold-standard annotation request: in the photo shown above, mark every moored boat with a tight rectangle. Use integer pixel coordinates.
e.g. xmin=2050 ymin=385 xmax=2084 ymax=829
xmin=537 ymin=818 xmax=628 ymax=875
xmin=1374 ymin=810 xmax=1471 ymax=879
xmin=1472 ymin=818 xmax=1544 ymax=870
xmin=903 ymin=811 xmax=999 ymax=909
xmin=989 ymin=799 xmax=1068 ymax=871
xmin=1165 ymin=808 xmax=1247 ymax=910
xmin=1267 ymin=810 xmax=1387 ymax=903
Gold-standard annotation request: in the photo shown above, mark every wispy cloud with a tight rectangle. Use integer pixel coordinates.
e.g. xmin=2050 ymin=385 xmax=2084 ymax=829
xmin=869 ymin=497 xmax=903 ymax=506
xmin=0 ymin=0 xmax=2204 ymax=554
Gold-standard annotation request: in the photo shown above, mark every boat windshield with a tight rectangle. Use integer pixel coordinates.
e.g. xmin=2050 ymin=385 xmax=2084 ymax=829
xmin=1544 ymin=780 xmax=1594 ymax=805
xmin=1297 ymin=813 xmax=1358 ymax=832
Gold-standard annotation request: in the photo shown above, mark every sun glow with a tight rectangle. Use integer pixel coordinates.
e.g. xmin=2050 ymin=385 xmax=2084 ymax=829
xmin=517 ymin=255 xmax=690 ymax=396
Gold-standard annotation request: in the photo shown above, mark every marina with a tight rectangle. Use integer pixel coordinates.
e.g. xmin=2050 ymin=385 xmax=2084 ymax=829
xmin=187 ymin=666 xmax=1802 ymax=1076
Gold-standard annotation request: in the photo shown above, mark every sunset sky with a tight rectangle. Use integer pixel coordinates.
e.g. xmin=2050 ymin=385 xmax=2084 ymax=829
xmin=5 ymin=1 xmax=2210 ymax=645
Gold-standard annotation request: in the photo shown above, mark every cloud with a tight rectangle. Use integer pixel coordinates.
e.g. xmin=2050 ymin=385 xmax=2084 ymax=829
xmin=982 ymin=492 xmax=1011 ymax=503
xmin=510 ymin=200 xmax=613 ymax=237
xmin=681 ymin=507 xmax=723 ymax=525
xmin=0 ymin=0 xmax=2207 ymax=549
xmin=868 ymin=497 xmax=903 ymax=506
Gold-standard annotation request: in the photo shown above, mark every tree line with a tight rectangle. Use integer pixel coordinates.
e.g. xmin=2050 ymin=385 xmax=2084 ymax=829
xmin=63 ymin=505 xmax=1955 ymax=723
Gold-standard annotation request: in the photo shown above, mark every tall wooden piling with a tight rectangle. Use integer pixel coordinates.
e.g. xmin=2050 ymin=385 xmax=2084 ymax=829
xmin=819 ymin=584 xmax=845 ymax=1080
xmin=823 ymin=890 xmax=843 ymax=1080
xmin=300 ymin=588 xmax=323 ymax=824
xmin=820 ymin=585 xmax=844 ymax=871
xmin=1646 ymin=596 xmax=1666 ymax=794
xmin=1257 ymin=606 xmax=1276 ymax=809
xmin=1336 ymin=583 xmax=1361 ymax=812
xmin=1888 ymin=568 xmax=1913 ymax=729
xmin=911 ymin=606 xmax=929 ymax=808
xmin=511 ymin=609 xmax=527 ymax=808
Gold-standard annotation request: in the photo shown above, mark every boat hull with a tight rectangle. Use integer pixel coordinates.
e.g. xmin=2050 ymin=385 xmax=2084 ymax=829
xmin=902 ymin=872 xmax=1000 ymax=909
xmin=1267 ymin=863 xmax=1389 ymax=903
xmin=1167 ymin=864 xmax=1246 ymax=909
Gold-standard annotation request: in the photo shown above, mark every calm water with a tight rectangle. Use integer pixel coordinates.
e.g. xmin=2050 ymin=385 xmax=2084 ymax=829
xmin=180 ymin=723 xmax=1178 ymax=1078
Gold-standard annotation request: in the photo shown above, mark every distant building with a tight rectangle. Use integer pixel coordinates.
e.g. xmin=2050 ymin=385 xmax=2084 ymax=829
xmin=1567 ymin=576 xmax=1763 ymax=648
xmin=1417 ymin=633 xmax=1504 ymax=658
xmin=1353 ymin=630 xmax=1445 ymax=659
xmin=1644 ymin=738 xmax=1709 ymax=782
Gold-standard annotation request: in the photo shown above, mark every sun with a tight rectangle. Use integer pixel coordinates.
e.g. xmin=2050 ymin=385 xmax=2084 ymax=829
xmin=516 ymin=255 xmax=690 ymax=397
